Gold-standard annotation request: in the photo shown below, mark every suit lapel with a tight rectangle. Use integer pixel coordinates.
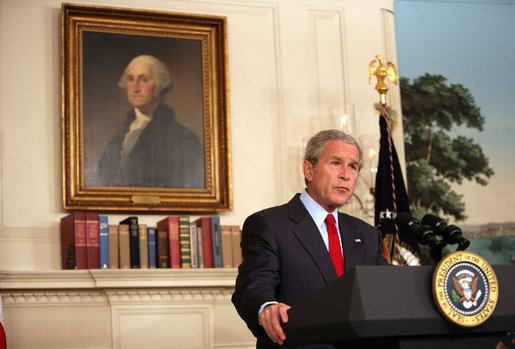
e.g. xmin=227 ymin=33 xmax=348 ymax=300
xmin=288 ymin=195 xmax=338 ymax=284
xmin=339 ymin=213 xmax=365 ymax=272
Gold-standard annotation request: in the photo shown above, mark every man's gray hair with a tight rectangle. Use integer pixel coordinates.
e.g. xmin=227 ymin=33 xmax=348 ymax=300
xmin=118 ymin=55 xmax=172 ymax=98
xmin=304 ymin=129 xmax=363 ymax=170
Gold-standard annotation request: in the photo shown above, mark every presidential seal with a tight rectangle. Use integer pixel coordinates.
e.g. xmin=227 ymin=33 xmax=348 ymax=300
xmin=432 ymin=251 xmax=498 ymax=327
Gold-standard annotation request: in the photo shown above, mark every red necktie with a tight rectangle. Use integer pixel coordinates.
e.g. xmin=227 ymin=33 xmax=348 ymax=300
xmin=326 ymin=214 xmax=344 ymax=276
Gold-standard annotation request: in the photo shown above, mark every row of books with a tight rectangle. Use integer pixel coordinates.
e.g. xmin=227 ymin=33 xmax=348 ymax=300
xmin=60 ymin=213 xmax=242 ymax=270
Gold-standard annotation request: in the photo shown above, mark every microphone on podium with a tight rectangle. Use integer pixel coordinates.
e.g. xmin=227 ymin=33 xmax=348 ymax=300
xmin=421 ymin=213 xmax=470 ymax=251
xmin=395 ymin=212 xmax=444 ymax=262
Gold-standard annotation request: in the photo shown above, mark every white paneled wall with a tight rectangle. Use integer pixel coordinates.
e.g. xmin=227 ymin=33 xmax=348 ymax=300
xmin=0 ymin=0 xmax=401 ymax=347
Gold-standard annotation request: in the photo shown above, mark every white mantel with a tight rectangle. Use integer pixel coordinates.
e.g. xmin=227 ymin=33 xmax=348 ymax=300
xmin=1 ymin=269 xmax=255 ymax=349
xmin=1 ymin=268 xmax=238 ymax=289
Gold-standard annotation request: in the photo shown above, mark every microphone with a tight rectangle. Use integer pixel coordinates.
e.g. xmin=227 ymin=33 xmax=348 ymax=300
xmin=421 ymin=214 xmax=470 ymax=251
xmin=395 ymin=212 xmax=442 ymax=249
xmin=395 ymin=212 xmax=444 ymax=261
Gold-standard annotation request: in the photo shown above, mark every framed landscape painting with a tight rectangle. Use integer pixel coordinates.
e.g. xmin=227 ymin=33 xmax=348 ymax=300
xmin=61 ymin=3 xmax=232 ymax=212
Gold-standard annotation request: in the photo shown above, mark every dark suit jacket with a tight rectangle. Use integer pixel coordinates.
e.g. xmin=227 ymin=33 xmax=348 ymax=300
xmin=232 ymin=194 xmax=388 ymax=349
xmin=89 ymin=104 xmax=204 ymax=188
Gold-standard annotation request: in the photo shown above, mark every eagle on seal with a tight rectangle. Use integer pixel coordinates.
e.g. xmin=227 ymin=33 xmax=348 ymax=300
xmin=452 ymin=276 xmax=478 ymax=303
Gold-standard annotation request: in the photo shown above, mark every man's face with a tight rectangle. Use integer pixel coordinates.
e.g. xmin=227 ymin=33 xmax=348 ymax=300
xmin=125 ymin=61 xmax=157 ymax=113
xmin=303 ymin=140 xmax=360 ymax=212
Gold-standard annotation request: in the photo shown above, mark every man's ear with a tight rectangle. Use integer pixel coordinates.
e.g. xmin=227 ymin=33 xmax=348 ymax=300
xmin=302 ymin=160 xmax=313 ymax=182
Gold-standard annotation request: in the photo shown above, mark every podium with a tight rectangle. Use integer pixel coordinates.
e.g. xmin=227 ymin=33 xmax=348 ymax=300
xmin=283 ymin=265 xmax=515 ymax=348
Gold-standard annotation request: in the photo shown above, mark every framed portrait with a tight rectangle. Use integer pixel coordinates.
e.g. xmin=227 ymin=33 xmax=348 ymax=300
xmin=61 ymin=3 xmax=232 ymax=212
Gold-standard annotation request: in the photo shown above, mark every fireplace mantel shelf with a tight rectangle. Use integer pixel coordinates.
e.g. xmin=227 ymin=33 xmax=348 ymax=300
xmin=0 ymin=268 xmax=238 ymax=290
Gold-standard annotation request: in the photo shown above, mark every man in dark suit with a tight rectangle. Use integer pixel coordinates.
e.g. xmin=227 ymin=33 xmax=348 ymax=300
xmin=89 ymin=55 xmax=204 ymax=188
xmin=232 ymin=129 xmax=389 ymax=348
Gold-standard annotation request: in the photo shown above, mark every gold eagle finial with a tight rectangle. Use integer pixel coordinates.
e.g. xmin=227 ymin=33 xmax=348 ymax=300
xmin=368 ymin=55 xmax=398 ymax=104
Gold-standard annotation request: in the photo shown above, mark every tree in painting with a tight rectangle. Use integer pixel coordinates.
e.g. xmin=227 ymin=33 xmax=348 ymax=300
xmin=400 ymin=73 xmax=494 ymax=221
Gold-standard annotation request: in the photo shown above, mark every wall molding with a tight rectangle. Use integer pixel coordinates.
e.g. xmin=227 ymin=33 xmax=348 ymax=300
xmin=1 ymin=268 xmax=236 ymax=286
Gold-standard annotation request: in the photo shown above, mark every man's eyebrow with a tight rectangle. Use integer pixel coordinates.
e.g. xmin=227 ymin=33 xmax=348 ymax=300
xmin=329 ymin=156 xmax=359 ymax=167
xmin=329 ymin=156 xmax=359 ymax=165
xmin=127 ymin=73 xmax=150 ymax=77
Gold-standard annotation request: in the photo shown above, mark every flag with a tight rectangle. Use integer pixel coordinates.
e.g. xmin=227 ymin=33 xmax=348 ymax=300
xmin=0 ymin=289 xmax=6 ymax=349
xmin=374 ymin=106 xmax=421 ymax=265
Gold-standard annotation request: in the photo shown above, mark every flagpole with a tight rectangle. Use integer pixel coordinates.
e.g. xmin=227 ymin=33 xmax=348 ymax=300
xmin=368 ymin=55 xmax=402 ymax=263
xmin=380 ymin=104 xmax=402 ymax=263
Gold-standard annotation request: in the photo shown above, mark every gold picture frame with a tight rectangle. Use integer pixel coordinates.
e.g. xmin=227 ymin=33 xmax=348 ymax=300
xmin=62 ymin=3 xmax=232 ymax=212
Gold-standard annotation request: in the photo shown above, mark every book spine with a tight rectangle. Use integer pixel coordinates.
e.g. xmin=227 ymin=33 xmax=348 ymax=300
xmin=118 ymin=224 xmax=131 ymax=269
xmin=197 ymin=217 xmax=213 ymax=268
xmin=211 ymin=216 xmax=223 ymax=268
xmin=85 ymin=212 xmax=100 ymax=269
xmin=147 ymin=226 xmax=157 ymax=269
xmin=221 ymin=225 xmax=233 ymax=268
xmin=126 ymin=217 xmax=140 ymax=268
xmin=138 ymin=224 xmax=148 ymax=269
xmin=74 ymin=213 xmax=87 ymax=269
xmin=179 ymin=216 xmax=191 ymax=268
xmin=156 ymin=227 xmax=169 ymax=268
xmin=156 ymin=217 xmax=180 ymax=268
xmin=108 ymin=225 xmax=119 ymax=269
xmin=60 ymin=212 xmax=86 ymax=269
xmin=197 ymin=226 xmax=204 ymax=268
xmin=189 ymin=222 xmax=198 ymax=268
xmin=168 ymin=218 xmax=181 ymax=268
xmin=99 ymin=215 xmax=109 ymax=269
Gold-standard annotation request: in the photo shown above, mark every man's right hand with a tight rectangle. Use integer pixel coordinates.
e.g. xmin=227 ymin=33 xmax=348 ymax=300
xmin=259 ymin=302 xmax=291 ymax=345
